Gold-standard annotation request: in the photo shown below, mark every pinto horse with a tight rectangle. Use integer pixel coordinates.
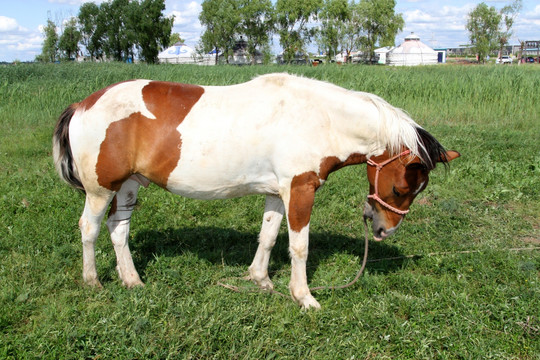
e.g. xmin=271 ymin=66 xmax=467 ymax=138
xmin=53 ymin=73 xmax=459 ymax=309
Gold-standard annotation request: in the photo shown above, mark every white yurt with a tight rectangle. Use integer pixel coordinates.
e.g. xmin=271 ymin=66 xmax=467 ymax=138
xmin=158 ymin=42 xmax=196 ymax=64
xmin=386 ymin=33 xmax=438 ymax=66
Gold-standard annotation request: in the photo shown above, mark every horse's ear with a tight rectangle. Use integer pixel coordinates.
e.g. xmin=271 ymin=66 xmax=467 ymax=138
xmin=438 ymin=150 xmax=460 ymax=163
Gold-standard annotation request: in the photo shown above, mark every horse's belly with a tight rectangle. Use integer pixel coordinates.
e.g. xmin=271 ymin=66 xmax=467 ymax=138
xmin=165 ymin=166 xmax=280 ymax=200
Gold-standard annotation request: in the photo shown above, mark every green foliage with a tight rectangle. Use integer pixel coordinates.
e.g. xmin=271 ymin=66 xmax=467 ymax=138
xmin=318 ymin=0 xmax=350 ymax=59
xmin=78 ymin=2 xmax=104 ymax=60
xmin=135 ymin=0 xmax=174 ymax=64
xmin=466 ymin=2 xmax=503 ymax=63
xmin=238 ymin=0 xmax=275 ymax=64
xmin=168 ymin=33 xmax=184 ymax=47
xmin=36 ymin=19 xmax=59 ymax=63
xmin=328 ymin=0 xmax=402 ymax=63
xmin=199 ymin=0 xmax=275 ymax=65
xmin=0 ymin=63 xmax=539 ymax=358
xmin=99 ymin=0 xmax=139 ymax=62
xmin=358 ymin=0 xmax=404 ymax=61
xmin=199 ymin=0 xmax=241 ymax=64
xmin=37 ymin=0 xmax=173 ymax=63
xmin=276 ymin=0 xmax=322 ymax=61
xmin=58 ymin=18 xmax=82 ymax=60
xmin=497 ymin=0 xmax=522 ymax=59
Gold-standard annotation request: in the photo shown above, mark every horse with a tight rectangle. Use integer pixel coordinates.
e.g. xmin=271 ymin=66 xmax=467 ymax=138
xmin=53 ymin=73 xmax=459 ymax=309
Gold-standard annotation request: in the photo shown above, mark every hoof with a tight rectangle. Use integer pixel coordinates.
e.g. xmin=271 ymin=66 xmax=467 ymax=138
xmin=84 ymin=278 xmax=103 ymax=288
xmin=246 ymin=270 xmax=274 ymax=290
xmin=117 ymin=266 xmax=143 ymax=288
xmin=123 ymin=279 xmax=145 ymax=288
xmin=296 ymin=294 xmax=321 ymax=310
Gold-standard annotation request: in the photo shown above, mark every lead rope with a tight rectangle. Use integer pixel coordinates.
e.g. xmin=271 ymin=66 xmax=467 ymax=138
xmin=216 ymin=215 xmax=371 ymax=300
xmin=309 ymin=215 xmax=370 ymax=292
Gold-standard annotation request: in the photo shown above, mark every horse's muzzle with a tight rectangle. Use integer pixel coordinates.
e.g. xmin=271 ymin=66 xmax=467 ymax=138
xmin=363 ymin=201 xmax=399 ymax=241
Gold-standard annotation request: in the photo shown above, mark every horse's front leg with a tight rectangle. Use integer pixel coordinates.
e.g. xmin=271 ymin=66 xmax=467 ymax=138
xmin=284 ymin=173 xmax=321 ymax=309
xmin=248 ymin=195 xmax=284 ymax=290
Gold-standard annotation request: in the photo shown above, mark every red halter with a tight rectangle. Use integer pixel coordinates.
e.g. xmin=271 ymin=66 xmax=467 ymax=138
xmin=367 ymin=150 xmax=411 ymax=216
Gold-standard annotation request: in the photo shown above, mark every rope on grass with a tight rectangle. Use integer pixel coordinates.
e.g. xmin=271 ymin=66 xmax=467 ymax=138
xmin=217 ymin=216 xmax=372 ymax=299
xmin=367 ymin=246 xmax=540 ymax=263
xmin=217 ymin=219 xmax=540 ymax=300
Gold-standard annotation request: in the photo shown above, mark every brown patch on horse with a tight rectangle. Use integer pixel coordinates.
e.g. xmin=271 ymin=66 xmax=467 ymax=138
xmin=80 ymin=81 xmax=134 ymax=111
xmin=288 ymin=172 xmax=321 ymax=232
xmin=318 ymin=153 xmax=367 ymax=180
xmin=95 ymin=81 xmax=204 ymax=191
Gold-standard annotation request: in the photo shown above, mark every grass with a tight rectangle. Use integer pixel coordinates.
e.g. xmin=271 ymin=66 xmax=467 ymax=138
xmin=0 ymin=62 xmax=539 ymax=359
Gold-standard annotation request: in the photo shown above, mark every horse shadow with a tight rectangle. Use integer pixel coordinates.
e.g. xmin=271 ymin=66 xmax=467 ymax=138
xmin=127 ymin=225 xmax=409 ymax=284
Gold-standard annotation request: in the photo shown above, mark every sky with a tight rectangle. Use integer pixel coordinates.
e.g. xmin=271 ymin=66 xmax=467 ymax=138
xmin=0 ymin=0 xmax=539 ymax=62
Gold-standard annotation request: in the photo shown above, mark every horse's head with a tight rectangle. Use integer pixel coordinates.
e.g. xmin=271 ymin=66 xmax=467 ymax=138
xmin=363 ymin=149 xmax=460 ymax=241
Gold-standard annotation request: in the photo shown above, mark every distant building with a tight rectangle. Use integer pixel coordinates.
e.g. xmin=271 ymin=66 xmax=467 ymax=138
xmin=158 ymin=42 xmax=216 ymax=65
xmin=374 ymin=46 xmax=393 ymax=64
xmin=386 ymin=33 xmax=438 ymax=66
xmin=225 ymin=37 xmax=263 ymax=65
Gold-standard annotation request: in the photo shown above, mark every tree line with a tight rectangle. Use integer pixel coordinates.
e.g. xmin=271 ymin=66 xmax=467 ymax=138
xmin=199 ymin=0 xmax=404 ymax=64
xmin=37 ymin=0 xmax=524 ymax=66
xmin=37 ymin=0 xmax=173 ymax=64
xmin=38 ymin=0 xmax=404 ymax=65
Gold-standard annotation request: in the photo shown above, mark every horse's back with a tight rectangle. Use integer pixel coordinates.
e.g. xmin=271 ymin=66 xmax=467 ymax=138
xmin=68 ymin=75 xmax=365 ymax=197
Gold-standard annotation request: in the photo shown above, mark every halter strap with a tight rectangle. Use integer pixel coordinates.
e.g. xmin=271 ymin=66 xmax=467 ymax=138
xmin=367 ymin=150 xmax=411 ymax=216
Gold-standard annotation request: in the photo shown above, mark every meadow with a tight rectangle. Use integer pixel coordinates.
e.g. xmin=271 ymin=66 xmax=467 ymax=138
xmin=0 ymin=62 xmax=539 ymax=359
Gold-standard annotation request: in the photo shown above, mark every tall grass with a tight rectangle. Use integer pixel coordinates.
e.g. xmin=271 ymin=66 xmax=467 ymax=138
xmin=1 ymin=62 xmax=538 ymax=127
xmin=0 ymin=63 xmax=539 ymax=359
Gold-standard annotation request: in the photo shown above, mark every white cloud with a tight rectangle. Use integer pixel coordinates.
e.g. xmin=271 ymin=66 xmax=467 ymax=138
xmin=167 ymin=1 xmax=202 ymax=45
xmin=0 ymin=16 xmax=43 ymax=62
xmin=512 ymin=5 xmax=540 ymax=41
xmin=0 ymin=16 xmax=21 ymax=32
xmin=525 ymin=5 xmax=540 ymax=20
xmin=0 ymin=31 xmax=43 ymax=62
xmin=168 ymin=0 xmax=200 ymax=24
xmin=397 ymin=3 xmax=475 ymax=47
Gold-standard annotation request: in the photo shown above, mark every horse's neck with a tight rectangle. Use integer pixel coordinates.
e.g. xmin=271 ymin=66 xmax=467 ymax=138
xmin=324 ymin=94 xmax=386 ymax=159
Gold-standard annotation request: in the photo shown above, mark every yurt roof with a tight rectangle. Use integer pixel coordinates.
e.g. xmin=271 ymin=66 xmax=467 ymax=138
xmin=390 ymin=33 xmax=436 ymax=55
xmin=158 ymin=43 xmax=194 ymax=59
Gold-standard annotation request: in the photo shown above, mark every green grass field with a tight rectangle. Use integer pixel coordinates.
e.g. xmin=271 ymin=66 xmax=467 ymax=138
xmin=1 ymin=63 xmax=539 ymax=359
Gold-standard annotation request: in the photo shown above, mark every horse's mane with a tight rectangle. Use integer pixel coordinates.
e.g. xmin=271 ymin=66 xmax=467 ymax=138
xmin=366 ymin=93 xmax=446 ymax=169
xmin=253 ymin=73 xmax=446 ymax=169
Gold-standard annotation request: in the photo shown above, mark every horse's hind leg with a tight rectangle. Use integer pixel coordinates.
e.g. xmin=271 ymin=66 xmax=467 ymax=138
xmin=248 ymin=195 xmax=284 ymax=290
xmin=106 ymin=179 xmax=143 ymax=287
xmin=80 ymin=191 xmax=114 ymax=287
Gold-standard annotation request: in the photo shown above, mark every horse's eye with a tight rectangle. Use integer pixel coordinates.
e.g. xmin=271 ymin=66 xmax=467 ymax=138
xmin=392 ymin=186 xmax=401 ymax=197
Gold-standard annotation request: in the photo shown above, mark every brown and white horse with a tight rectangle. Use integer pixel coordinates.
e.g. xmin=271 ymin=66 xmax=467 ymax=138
xmin=53 ymin=73 xmax=459 ymax=309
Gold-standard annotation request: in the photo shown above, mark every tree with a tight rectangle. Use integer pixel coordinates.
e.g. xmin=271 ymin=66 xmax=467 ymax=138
xmin=169 ymin=33 xmax=185 ymax=46
xmin=358 ymin=0 xmax=403 ymax=63
xmin=275 ymin=0 xmax=322 ymax=62
xmin=99 ymin=0 xmax=138 ymax=62
xmin=317 ymin=0 xmax=349 ymax=61
xmin=58 ymin=17 xmax=81 ymax=60
xmin=497 ymin=0 xmax=522 ymax=61
xmin=135 ymin=0 xmax=174 ymax=64
xmin=199 ymin=0 xmax=241 ymax=64
xmin=337 ymin=0 xmax=364 ymax=62
xmin=466 ymin=3 xmax=502 ymax=63
xmin=78 ymin=2 xmax=103 ymax=60
xmin=37 ymin=19 xmax=59 ymax=62
xmin=238 ymin=0 xmax=275 ymax=65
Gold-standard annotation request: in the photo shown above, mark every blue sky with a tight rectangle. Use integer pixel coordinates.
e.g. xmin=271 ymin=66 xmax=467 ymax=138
xmin=1 ymin=0 xmax=539 ymax=62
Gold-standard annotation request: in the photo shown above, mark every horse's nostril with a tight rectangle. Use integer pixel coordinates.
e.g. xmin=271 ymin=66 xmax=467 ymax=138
xmin=376 ymin=227 xmax=384 ymax=237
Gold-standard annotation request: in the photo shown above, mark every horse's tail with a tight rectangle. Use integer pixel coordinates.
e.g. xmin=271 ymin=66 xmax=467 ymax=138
xmin=53 ymin=103 xmax=85 ymax=191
